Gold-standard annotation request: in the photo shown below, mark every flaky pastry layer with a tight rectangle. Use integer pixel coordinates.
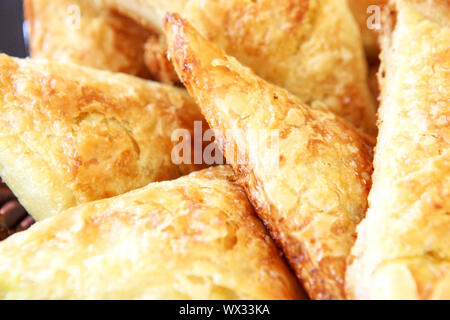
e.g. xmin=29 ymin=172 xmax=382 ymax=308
xmin=347 ymin=0 xmax=450 ymax=300
xmin=0 ymin=166 xmax=304 ymax=300
xmin=0 ymin=54 xmax=205 ymax=220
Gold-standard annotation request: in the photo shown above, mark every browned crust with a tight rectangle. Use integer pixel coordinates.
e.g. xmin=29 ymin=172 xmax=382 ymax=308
xmin=0 ymin=54 xmax=206 ymax=220
xmin=165 ymin=14 xmax=374 ymax=300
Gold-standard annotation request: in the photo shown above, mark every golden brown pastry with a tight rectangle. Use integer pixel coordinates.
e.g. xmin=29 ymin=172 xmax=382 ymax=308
xmin=0 ymin=166 xmax=305 ymax=300
xmin=349 ymin=0 xmax=388 ymax=63
xmin=24 ymin=0 xmax=153 ymax=78
xmin=368 ymin=62 xmax=381 ymax=103
xmin=144 ymin=34 xmax=181 ymax=85
xmin=346 ymin=0 xmax=450 ymax=300
xmin=164 ymin=14 xmax=374 ymax=300
xmin=0 ymin=54 xmax=206 ymax=221
xmin=103 ymin=0 xmax=377 ymax=135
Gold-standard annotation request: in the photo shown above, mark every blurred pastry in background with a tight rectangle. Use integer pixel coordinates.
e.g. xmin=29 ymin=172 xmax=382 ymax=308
xmin=104 ymin=0 xmax=378 ymax=135
xmin=349 ymin=0 xmax=387 ymax=108
xmin=0 ymin=166 xmax=305 ymax=300
xmin=0 ymin=54 xmax=206 ymax=221
xmin=349 ymin=0 xmax=387 ymax=64
xmin=144 ymin=33 xmax=181 ymax=85
xmin=24 ymin=0 xmax=176 ymax=83
xmin=368 ymin=62 xmax=381 ymax=104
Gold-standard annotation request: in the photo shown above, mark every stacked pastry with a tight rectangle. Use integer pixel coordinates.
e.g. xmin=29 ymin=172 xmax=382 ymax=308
xmin=0 ymin=0 xmax=447 ymax=300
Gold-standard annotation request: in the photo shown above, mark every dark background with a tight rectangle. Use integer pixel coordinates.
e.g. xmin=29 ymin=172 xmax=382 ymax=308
xmin=0 ymin=0 xmax=28 ymax=57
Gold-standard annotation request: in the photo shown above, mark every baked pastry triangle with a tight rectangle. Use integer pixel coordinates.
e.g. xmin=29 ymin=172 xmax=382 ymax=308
xmin=0 ymin=166 xmax=305 ymax=300
xmin=0 ymin=54 xmax=205 ymax=221
xmin=103 ymin=0 xmax=377 ymax=135
xmin=164 ymin=14 xmax=374 ymax=300
xmin=346 ymin=0 xmax=450 ymax=300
